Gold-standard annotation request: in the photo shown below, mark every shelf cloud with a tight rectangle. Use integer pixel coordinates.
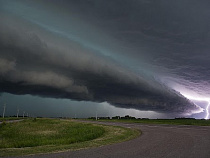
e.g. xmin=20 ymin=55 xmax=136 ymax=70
xmin=1 ymin=0 xmax=209 ymax=116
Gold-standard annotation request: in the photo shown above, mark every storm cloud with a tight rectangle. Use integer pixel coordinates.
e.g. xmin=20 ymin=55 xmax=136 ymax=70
xmin=1 ymin=0 xmax=209 ymax=116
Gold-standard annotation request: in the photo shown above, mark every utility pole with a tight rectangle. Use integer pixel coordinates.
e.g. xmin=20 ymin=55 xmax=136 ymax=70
xmin=96 ymin=111 xmax=97 ymax=121
xmin=2 ymin=103 xmax=6 ymax=118
xmin=17 ymin=108 xmax=19 ymax=118
xmin=23 ymin=111 xmax=25 ymax=118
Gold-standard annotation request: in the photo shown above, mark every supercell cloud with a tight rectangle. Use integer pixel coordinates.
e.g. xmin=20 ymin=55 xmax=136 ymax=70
xmin=1 ymin=0 xmax=210 ymax=116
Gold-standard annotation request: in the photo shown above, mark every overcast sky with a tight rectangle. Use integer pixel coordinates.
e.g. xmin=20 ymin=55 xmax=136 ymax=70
xmin=0 ymin=0 xmax=210 ymax=119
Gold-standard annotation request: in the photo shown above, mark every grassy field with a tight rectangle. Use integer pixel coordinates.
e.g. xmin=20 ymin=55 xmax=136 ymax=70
xmin=0 ymin=118 xmax=140 ymax=157
xmin=0 ymin=117 xmax=26 ymax=121
xmin=91 ymin=118 xmax=210 ymax=126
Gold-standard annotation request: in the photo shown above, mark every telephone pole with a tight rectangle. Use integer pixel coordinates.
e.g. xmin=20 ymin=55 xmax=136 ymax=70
xmin=2 ymin=103 xmax=6 ymax=118
xmin=17 ymin=108 xmax=19 ymax=118
xmin=23 ymin=111 xmax=25 ymax=118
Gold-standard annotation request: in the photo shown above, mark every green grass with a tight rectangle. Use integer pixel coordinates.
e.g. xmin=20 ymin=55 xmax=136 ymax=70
xmin=91 ymin=118 xmax=210 ymax=126
xmin=0 ymin=117 xmax=25 ymax=121
xmin=0 ymin=118 xmax=140 ymax=157
xmin=0 ymin=118 xmax=105 ymax=148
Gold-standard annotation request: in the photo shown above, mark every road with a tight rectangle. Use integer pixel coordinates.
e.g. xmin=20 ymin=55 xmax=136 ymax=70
xmin=9 ymin=121 xmax=210 ymax=158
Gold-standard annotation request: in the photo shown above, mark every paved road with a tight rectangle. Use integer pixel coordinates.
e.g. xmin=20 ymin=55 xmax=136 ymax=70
xmin=9 ymin=121 xmax=210 ymax=158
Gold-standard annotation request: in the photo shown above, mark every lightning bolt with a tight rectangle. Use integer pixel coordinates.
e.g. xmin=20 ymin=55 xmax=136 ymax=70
xmin=180 ymin=93 xmax=210 ymax=119
xmin=205 ymin=102 xmax=210 ymax=120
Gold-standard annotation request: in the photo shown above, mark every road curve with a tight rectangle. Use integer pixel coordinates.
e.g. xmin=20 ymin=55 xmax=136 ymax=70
xmin=10 ymin=121 xmax=210 ymax=158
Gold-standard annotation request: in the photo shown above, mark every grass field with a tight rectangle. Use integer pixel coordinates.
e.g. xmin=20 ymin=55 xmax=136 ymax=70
xmin=0 ymin=117 xmax=26 ymax=121
xmin=0 ymin=118 xmax=140 ymax=157
xmin=91 ymin=118 xmax=210 ymax=126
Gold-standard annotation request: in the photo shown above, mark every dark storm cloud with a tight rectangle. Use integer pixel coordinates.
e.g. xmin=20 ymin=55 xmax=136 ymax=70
xmin=1 ymin=0 xmax=208 ymax=115
xmin=71 ymin=0 xmax=210 ymax=99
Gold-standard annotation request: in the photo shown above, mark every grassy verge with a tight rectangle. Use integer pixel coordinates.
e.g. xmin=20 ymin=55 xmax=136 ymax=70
xmin=0 ymin=118 xmax=140 ymax=157
xmin=0 ymin=117 xmax=26 ymax=121
xmin=89 ymin=118 xmax=210 ymax=126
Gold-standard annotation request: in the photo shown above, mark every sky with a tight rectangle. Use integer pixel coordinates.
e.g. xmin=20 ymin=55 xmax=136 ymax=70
xmin=0 ymin=0 xmax=210 ymax=119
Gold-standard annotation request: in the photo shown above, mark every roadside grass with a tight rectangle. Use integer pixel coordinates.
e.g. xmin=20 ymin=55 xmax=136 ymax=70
xmin=90 ymin=118 xmax=210 ymax=126
xmin=0 ymin=118 xmax=140 ymax=157
xmin=0 ymin=117 xmax=26 ymax=121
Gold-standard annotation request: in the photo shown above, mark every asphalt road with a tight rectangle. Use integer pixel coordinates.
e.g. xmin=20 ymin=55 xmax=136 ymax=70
xmin=9 ymin=121 xmax=210 ymax=158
